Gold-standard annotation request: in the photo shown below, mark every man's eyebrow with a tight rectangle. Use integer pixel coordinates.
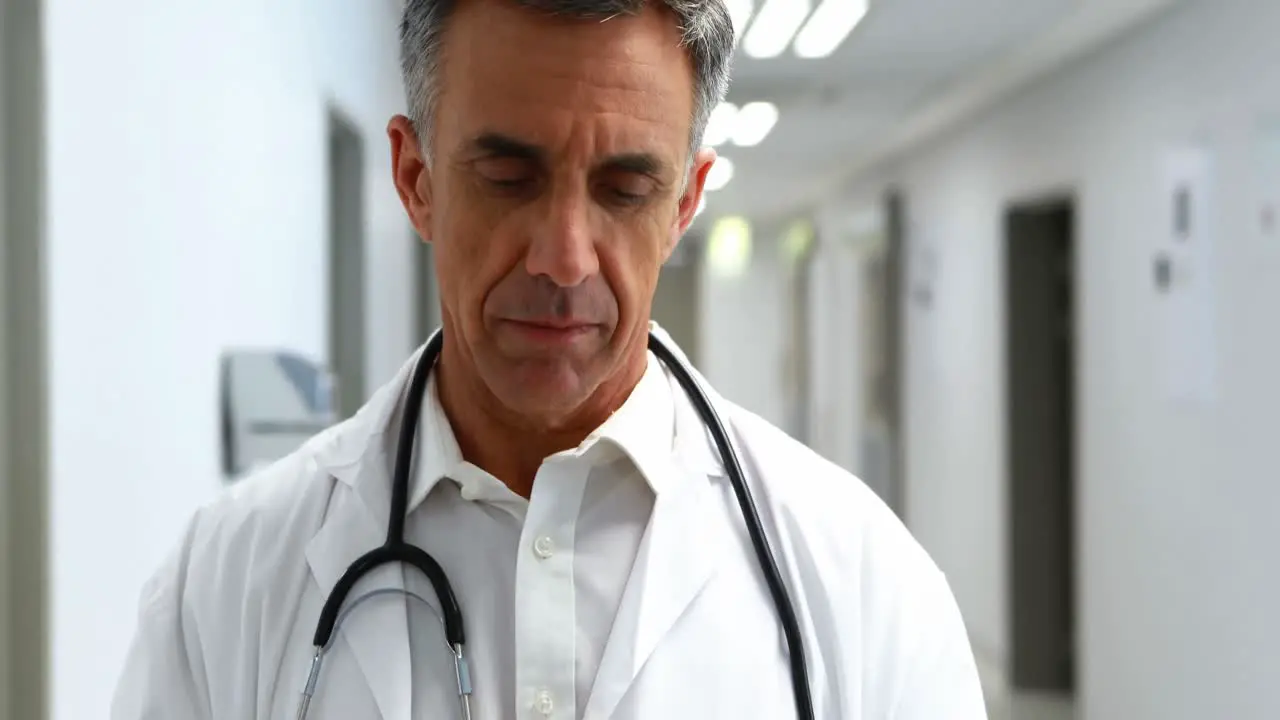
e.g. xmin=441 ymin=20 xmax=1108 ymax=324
xmin=469 ymin=133 xmax=670 ymax=177
xmin=600 ymin=152 xmax=667 ymax=177
xmin=470 ymin=132 xmax=545 ymax=161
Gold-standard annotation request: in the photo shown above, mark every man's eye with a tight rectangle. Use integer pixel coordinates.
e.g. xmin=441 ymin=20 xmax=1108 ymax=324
xmin=475 ymin=158 xmax=535 ymax=187
xmin=602 ymin=176 xmax=655 ymax=204
xmin=610 ymin=188 xmax=646 ymax=203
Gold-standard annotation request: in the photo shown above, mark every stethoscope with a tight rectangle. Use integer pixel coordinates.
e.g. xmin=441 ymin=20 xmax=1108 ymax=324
xmin=296 ymin=329 xmax=815 ymax=720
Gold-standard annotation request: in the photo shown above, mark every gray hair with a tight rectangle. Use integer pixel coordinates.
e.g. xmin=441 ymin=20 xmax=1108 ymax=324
xmin=399 ymin=0 xmax=736 ymax=161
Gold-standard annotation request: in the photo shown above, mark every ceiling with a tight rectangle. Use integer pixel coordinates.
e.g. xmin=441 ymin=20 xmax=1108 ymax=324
xmin=695 ymin=0 xmax=1182 ymax=229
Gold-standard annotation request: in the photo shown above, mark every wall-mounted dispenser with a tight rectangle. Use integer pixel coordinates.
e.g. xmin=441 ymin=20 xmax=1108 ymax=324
xmin=220 ymin=350 xmax=337 ymax=480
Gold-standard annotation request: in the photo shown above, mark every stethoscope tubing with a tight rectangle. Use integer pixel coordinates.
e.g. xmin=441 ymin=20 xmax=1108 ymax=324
xmin=647 ymin=336 xmax=815 ymax=720
xmin=303 ymin=329 xmax=815 ymax=720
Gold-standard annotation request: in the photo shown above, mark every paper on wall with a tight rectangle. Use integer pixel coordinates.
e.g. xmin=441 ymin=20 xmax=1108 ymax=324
xmin=1255 ymin=118 xmax=1280 ymax=243
xmin=1159 ymin=146 xmax=1219 ymax=406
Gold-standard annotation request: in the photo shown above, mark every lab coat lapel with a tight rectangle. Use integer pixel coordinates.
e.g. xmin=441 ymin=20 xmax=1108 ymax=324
xmin=584 ymin=374 xmax=730 ymax=720
xmin=303 ymin=353 xmax=423 ymax=720
xmin=304 ymin=461 xmax=413 ymax=719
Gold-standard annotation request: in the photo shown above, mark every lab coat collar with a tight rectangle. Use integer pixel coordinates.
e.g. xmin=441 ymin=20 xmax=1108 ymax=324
xmin=303 ymin=482 xmax=413 ymax=720
xmin=303 ymin=348 xmax=425 ymax=720
xmin=647 ymin=320 xmax=724 ymax=477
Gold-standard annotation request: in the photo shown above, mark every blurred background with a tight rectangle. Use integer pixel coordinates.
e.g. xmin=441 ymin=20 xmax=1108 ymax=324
xmin=2 ymin=0 xmax=1278 ymax=717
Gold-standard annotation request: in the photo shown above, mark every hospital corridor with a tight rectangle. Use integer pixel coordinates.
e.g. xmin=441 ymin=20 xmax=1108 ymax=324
xmin=2 ymin=0 xmax=1278 ymax=717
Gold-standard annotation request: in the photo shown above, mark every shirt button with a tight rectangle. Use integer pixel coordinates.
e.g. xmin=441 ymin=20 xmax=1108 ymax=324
xmin=533 ymin=536 xmax=555 ymax=559
xmin=534 ymin=689 xmax=554 ymax=715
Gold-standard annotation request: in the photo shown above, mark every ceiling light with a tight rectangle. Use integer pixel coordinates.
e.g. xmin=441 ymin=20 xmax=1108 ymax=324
xmin=708 ymin=217 xmax=753 ymax=278
xmin=731 ymin=102 xmax=779 ymax=146
xmin=724 ymin=0 xmax=756 ymax=38
xmin=794 ymin=0 xmax=869 ymax=58
xmin=704 ymin=102 xmax=738 ymax=147
xmin=743 ymin=0 xmax=813 ymax=59
xmin=705 ymin=157 xmax=734 ymax=192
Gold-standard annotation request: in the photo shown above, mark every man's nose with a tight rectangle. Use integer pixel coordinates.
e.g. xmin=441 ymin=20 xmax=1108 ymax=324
xmin=525 ymin=186 xmax=599 ymax=287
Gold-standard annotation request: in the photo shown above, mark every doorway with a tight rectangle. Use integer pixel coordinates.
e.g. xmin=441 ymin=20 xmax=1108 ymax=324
xmin=2 ymin=1 xmax=49 ymax=718
xmin=1004 ymin=197 xmax=1078 ymax=699
xmin=851 ymin=223 xmax=891 ymax=504
xmin=327 ymin=111 xmax=367 ymax=420
xmin=843 ymin=195 xmax=906 ymax=518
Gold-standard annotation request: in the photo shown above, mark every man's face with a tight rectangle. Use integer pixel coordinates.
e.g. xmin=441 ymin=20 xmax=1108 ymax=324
xmin=391 ymin=0 xmax=715 ymax=425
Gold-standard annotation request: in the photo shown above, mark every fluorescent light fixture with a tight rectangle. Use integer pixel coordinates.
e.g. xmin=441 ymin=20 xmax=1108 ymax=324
xmin=708 ymin=217 xmax=753 ymax=278
xmin=705 ymin=157 xmax=734 ymax=192
xmin=794 ymin=0 xmax=869 ymax=58
xmin=743 ymin=0 xmax=813 ymax=59
xmin=731 ymin=102 xmax=779 ymax=146
xmin=724 ymin=0 xmax=756 ymax=37
xmin=704 ymin=102 xmax=738 ymax=147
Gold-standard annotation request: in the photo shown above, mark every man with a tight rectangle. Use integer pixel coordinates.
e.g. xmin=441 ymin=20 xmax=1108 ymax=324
xmin=112 ymin=0 xmax=987 ymax=717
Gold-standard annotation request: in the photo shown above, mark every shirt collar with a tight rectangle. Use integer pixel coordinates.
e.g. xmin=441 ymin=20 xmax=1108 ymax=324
xmin=568 ymin=350 xmax=676 ymax=494
xmin=407 ymin=350 xmax=676 ymax=512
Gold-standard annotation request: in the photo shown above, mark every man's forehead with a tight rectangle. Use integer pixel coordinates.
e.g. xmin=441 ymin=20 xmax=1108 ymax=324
xmin=445 ymin=0 xmax=690 ymax=70
xmin=437 ymin=0 xmax=696 ymax=151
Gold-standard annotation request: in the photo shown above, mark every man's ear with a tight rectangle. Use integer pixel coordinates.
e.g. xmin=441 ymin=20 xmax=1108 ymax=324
xmin=388 ymin=115 xmax=433 ymax=242
xmin=667 ymin=147 xmax=717 ymax=257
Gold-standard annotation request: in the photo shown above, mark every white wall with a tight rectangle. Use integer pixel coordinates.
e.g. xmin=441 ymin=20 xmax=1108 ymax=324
xmin=44 ymin=0 xmax=414 ymax=716
xmin=805 ymin=212 xmax=864 ymax=474
xmin=833 ymin=0 xmax=1280 ymax=716
xmin=698 ymin=226 xmax=793 ymax=429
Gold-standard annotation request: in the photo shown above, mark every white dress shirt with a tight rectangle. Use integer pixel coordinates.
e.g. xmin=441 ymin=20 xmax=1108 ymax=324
xmin=403 ymin=351 xmax=676 ymax=720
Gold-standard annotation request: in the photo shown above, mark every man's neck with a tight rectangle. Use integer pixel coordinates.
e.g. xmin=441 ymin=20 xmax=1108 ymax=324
xmin=434 ymin=342 xmax=646 ymax=498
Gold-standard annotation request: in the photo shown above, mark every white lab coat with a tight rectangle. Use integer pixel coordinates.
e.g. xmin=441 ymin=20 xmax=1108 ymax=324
xmin=111 ymin=329 xmax=987 ymax=720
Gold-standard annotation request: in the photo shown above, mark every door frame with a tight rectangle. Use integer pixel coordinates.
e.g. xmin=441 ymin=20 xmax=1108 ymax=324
xmin=326 ymin=107 xmax=368 ymax=419
xmin=2 ymin=0 xmax=50 ymax=717
xmin=882 ymin=189 xmax=907 ymax=519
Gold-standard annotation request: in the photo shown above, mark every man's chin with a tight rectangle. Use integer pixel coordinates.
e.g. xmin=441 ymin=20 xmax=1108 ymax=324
xmin=489 ymin=364 xmax=597 ymax=419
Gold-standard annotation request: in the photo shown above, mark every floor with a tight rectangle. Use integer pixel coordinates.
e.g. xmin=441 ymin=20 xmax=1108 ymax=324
xmin=987 ymin=691 xmax=1075 ymax=720
xmin=977 ymin=651 xmax=1075 ymax=720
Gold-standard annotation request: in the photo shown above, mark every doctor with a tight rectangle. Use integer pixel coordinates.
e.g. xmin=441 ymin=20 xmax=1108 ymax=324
xmin=112 ymin=0 xmax=986 ymax=717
